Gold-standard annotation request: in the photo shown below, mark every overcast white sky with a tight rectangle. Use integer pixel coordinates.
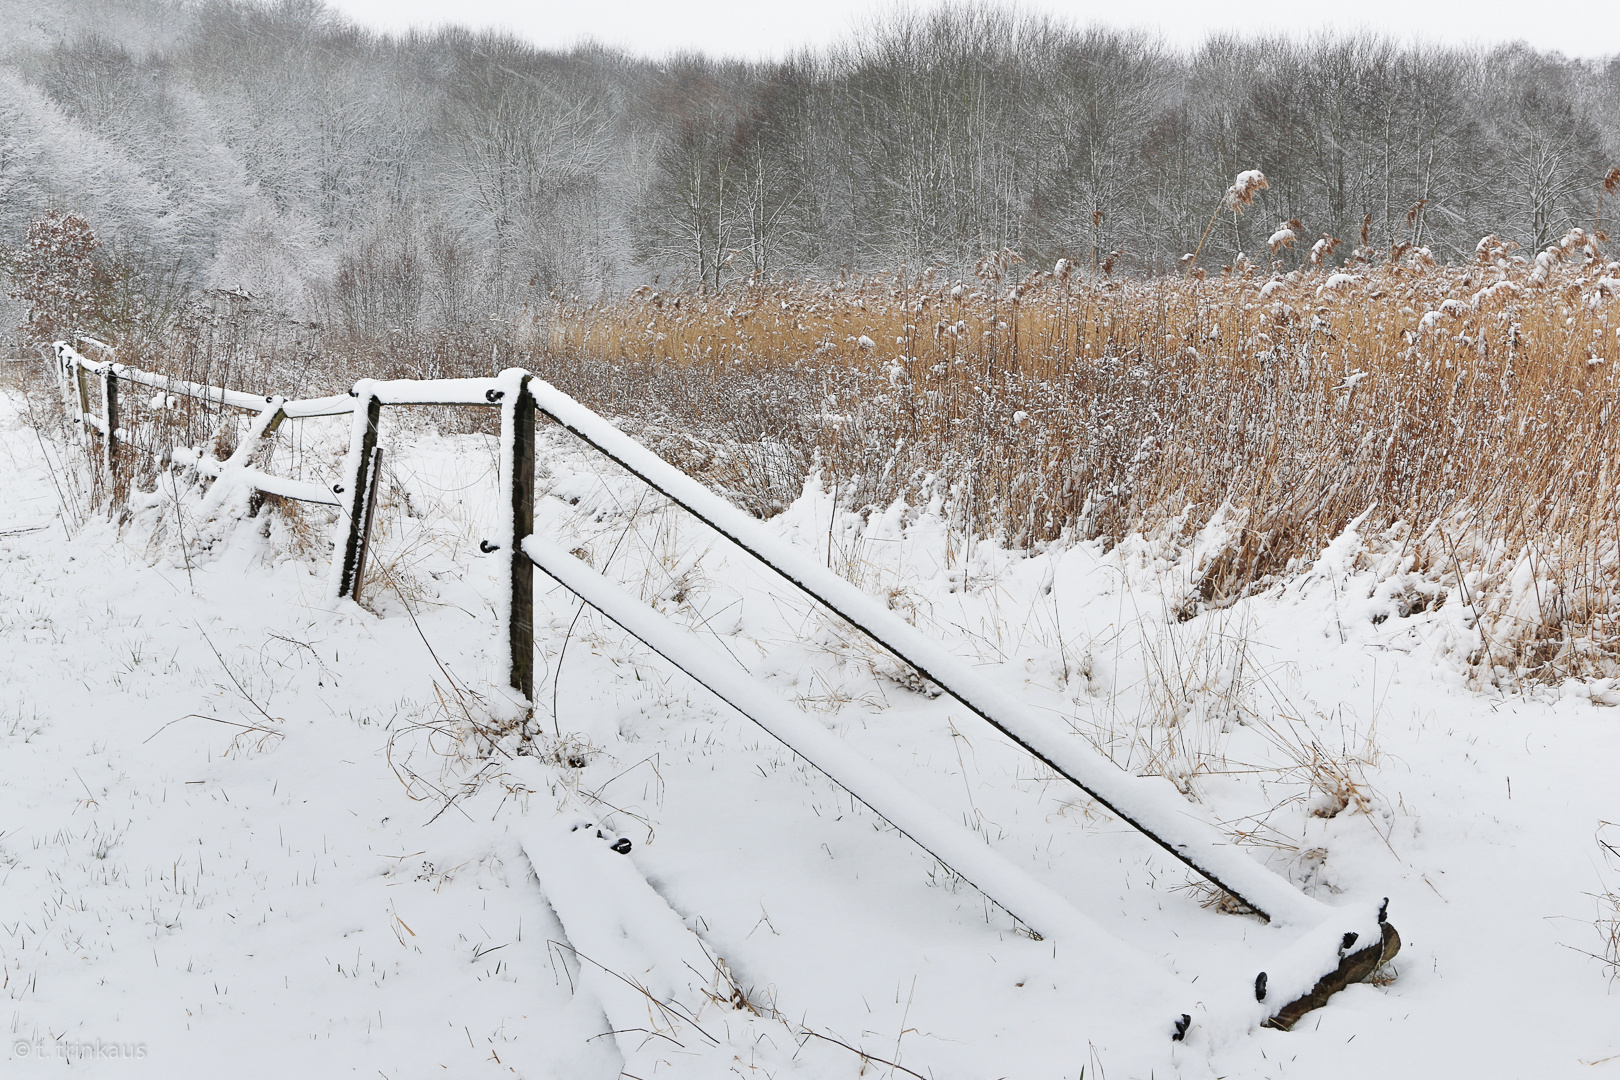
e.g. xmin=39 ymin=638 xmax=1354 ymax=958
xmin=322 ymin=0 xmax=1618 ymax=60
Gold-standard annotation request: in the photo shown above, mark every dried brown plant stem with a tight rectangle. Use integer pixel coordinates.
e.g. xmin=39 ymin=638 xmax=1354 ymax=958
xmin=1186 ymin=201 xmax=1226 ymax=275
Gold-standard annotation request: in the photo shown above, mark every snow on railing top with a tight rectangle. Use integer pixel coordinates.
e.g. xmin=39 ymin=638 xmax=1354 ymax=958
xmin=54 ymin=342 xmax=356 ymax=419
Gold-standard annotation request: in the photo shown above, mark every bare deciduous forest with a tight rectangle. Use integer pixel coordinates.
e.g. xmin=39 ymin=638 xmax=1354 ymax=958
xmin=3 ymin=0 xmax=1618 ymax=321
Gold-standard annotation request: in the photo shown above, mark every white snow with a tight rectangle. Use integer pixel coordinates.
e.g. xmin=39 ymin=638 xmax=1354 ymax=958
xmin=516 ymin=810 xmax=800 ymax=1077
xmin=3 ymin=378 xmax=1620 ymax=1078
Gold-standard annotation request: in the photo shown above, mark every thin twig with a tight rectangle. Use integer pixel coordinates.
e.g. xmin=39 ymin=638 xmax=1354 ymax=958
xmin=143 ymin=713 xmax=281 ymax=744
xmin=798 ymin=1030 xmax=929 ymax=1080
xmin=547 ymin=940 xmax=719 ymax=1046
xmin=195 ymin=621 xmax=278 ymax=723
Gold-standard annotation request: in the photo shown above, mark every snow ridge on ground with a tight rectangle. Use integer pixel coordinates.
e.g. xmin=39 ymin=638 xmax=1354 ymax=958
xmin=1 ymin=389 xmax=1618 ymax=1077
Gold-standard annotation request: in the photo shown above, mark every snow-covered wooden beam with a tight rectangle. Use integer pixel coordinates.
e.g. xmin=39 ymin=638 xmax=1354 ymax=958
xmin=523 ymin=373 xmax=1326 ymax=927
xmin=519 ymin=532 xmax=1192 ymax=1018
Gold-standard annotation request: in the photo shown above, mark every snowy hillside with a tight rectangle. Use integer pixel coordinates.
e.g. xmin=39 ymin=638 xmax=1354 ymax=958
xmin=2 ymin=385 xmax=1618 ymax=1078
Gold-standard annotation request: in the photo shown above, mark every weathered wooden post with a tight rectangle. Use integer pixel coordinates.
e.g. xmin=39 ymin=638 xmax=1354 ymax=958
xmin=73 ymin=357 xmax=92 ymax=433
xmin=349 ymin=446 xmax=383 ymax=605
xmin=334 ymin=392 xmax=382 ymax=600
xmin=52 ymin=344 xmax=73 ymax=415
xmin=508 ymin=377 xmax=536 ymax=699
xmin=243 ymin=400 xmax=288 ymax=519
xmin=102 ymin=365 xmax=120 ymax=471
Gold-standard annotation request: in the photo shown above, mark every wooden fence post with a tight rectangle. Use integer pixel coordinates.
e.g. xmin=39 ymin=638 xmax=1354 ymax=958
xmin=335 ymin=393 xmax=382 ymax=600
xmin=509 ymin=378 xmax=536 ymax=700
xmin=350 ymin=446 xmax=383 ymax=605
xmin=102 ymin=366 xmax=119 ymax=471
xmin=74 ymin=359 xmax=92 ymax=434
xmin=53 ymin=344 xmax=73 ymax=414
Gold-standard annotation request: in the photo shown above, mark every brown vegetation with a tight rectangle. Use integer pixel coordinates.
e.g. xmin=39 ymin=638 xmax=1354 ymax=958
xmin=16 ymin=221 xmax=1620 ymax=684
xmin=541 ymin=241 xmax=1620 ymax=682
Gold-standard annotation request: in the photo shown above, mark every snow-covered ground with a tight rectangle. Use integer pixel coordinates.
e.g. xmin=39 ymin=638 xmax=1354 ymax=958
xmin=2 ymin=385 xmax=1617 ymax=1078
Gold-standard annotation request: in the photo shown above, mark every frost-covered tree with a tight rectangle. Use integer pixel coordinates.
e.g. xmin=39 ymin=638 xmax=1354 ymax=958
xmin=1 ymin=0 xmax=1617 ymax=315
xmin=6 ymin=210 xmax=112 ymax=341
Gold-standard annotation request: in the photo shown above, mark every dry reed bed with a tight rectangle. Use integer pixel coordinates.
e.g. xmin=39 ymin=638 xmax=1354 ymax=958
xmin=30 ymin=233 xmax=1620 ymax=682
xmin=547 ymin=241 xmax=1620 ymax=681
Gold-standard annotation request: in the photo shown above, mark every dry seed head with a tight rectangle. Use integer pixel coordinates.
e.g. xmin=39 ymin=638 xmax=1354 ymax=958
xmin=1224 ymin=170 xmax=1269 ymax=213
xmin=1605 ymin=166 xmax=1620 ymax=196
xmin=1310 ymin=235 xmax=1342 ymax=266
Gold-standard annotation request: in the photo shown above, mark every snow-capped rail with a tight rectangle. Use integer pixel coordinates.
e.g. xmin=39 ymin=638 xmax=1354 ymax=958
xmin=54 ymin=340 xmax=354 ymax=420
xmin=51 ymin=341 xmax=354 ymax=507
xmin=44 ymin=345 xmax=524 ymax=605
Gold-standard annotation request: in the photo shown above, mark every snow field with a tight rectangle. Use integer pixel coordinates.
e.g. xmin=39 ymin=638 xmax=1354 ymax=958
xmin=2 ymin=386 xmax=1619 ymax=1077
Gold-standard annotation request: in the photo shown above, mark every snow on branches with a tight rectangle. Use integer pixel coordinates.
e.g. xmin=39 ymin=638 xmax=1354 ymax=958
xmin=6 ymin=211 xmax=113 ymax=343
